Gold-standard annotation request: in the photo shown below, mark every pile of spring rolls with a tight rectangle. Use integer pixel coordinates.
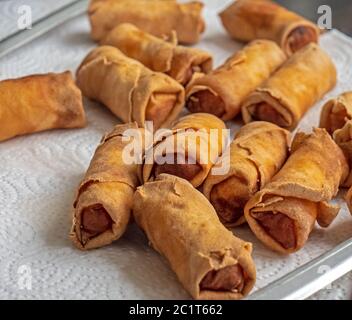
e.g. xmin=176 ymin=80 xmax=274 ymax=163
xmin=1 ymin=0 xmax=352 ymax=300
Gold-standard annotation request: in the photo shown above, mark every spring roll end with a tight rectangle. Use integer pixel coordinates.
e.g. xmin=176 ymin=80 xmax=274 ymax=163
xmin=210 ymin=177 xmax=251 ymax=227
xmin=80 ymin=204 xmax=113 ymax=239
xmin=154 ymin=153 xmax=202 ymax=183
xmin=186 ymin=90 xmax=226 ymax=119
xmin=247 ymin=102 xmax=290 ymax=128
xmin=286 ymin=25 xmax=319 ymax=55
xmin=200 ymin=264 xmax=245 ymax=294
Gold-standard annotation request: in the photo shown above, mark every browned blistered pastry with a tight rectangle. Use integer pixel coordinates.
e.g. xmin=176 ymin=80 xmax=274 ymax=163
xmin=70 ymin=122 xmax=144 ymax=250
xmin=242 ymin=44 xmax=336 ymax=131
xmin=89 ymin=0 xmax=205 ymax=45
xmin=102 ymin=23 xmax=212 ymax=86
xmin=76 ymin=46 xmax=185 ymax=130
xmin=244 ymin=128 xmax=349 ymax=254
xmin=320 ymin=92 xmax=352 ymax=135
xmin=143 ymin=113 xmax=227 ymax=188
xmin=133 ymin=174 xmax=256 ymax=299
xmin=319 ymin=92 xmax=352 ymax=187
xmin=219 ymin=0 xmax=320 ymax=56
xmin=185 ymin=40 xmax=286 ymax=121
xmin=203 ymin=122 xmax=290 ymax=228
xmin=0 ymin=71 xmax=85 ymax=142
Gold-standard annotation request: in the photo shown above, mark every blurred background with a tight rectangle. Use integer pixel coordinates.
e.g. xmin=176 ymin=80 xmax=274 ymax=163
xmin=278 ymin=0 xmax=352 ymax=35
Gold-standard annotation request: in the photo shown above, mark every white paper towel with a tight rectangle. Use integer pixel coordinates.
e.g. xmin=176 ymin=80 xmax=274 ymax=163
xmin=0 ymin=0 xmax=351 ymax=300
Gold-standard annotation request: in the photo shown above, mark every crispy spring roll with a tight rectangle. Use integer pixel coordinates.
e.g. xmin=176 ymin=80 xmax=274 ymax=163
xmin=203 ymin=122 xmax=290 ymax=227
xmin=320 ymin=92 xmax=352 ymax=135
xmin=143 ymin=113 xmax=227 ymax=187
xmin=70 ymin=123 xmax=144 ymax=250
xmin=219 ymin=0 xmax=320 ymax=56
xmin=320 ymin=92 xmax=352 ymax=187
xmin=0 ymin=71 xmax=85 ymax=142
xmin=244 ymin=128 xmax=349 ymax=254
xmin=76 ymin=46 xmax=185 ymax=130
xmin=242 ymin=44 xmax=337 ymax=131
xmin=101 ymin=23 xmax=213 ymax=85
xmin=186 ymin=40 xmax=286 ymax=121
xmin=133 ymin=174 xmax=256 ymax=299
xmin=89 ymin=0 xmax=205 ymax=44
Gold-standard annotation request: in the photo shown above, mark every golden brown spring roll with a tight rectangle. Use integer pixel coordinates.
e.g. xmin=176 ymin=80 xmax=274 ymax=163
xmin=89 ymin=0 xmax=205 ymax=44
xmin=76 ymin=46 xmax=185 ymax=130
xmin=320 ymin=92 xmax=352 ymax=187
xmin=203 ymin=122 xmax=290 ymax=228
xmin=143 ymin=113 xmax=227 ymax=187
xmin=244 ymin=128 xmax=349 ymax=254
xmin=0 ymin=71 xmax=85 ymax=142
xmin=101 ymin=23 xmax=213 ymax=86
xmin=219 ymin=0 xmax=320 ymax=56
xmin=133 ymin=174 xmax=256 ymax=299
xmin=186 ymin=40 xmax=286 ymax=121
xmin=70 ymin=122 xmax=144 ymax=250
xmin=242 ymin=44 xmax=337 ymax=131
xmin=320 ymin=92 xmax=352 ymax=135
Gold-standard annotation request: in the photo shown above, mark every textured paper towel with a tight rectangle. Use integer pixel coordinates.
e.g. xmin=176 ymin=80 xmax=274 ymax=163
xmin=0 ymin=0 xmax=351 ymax=300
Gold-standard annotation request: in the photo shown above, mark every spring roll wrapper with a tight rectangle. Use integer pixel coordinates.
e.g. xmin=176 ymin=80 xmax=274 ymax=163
xmin=203 ymin=122 xmax=290 ymax=227
xmin=244 ymin=128 xmax=349 ymax=254
xmin=70 ymin=123 xmax=144 ymax=250
xmin=320 ymin=92 xmax=352 ymax=135
xmin=319 ymin=92 xmax=352 ymax=187
xmin=186 ymin=40 xmax=286 ymax=121
xmin=76 ymin=46 xmax=185 ymax=129
xmin=0 ymin=71 xmax=85 ymax=142
xmin=143 ymin=113 xmax=227 ymax=187
xmin=242 ymin=43 xmax=337 ymax=130
xmin=102 ymin=23 xmax=213 ymax=85
xmin=89 ymin=0 xmax=205 ymax=44
xmin=133 ymin=174 xmax=256 ymax=300
xmin=219 ymin=0 xmax=319 ymax=56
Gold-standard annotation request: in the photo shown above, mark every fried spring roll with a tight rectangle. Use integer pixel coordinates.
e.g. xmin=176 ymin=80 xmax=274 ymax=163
xmin=76 ymin=46 xmax=185 ymax=130
xmin=186 ymin=40 xmax=286 ymax=121
xmin=319 ymin=92 xmax=352 ymax=187
xmin=101 ymin=23 xmax=212 ymax=86
xmin=133 ymin=174 xmax=256 ymax=299
xmin=203 ymin=122 xmax=290 ymax=227
xmin=70 ymin=123 xmax=144 ymax=250
xmin=320 ymin=92 xmax=352 ymax=135
xmin=143 ymin=113 xmax=227 ymax=187
xmin=242 ymin=44 xmax=337 ymax=130
xmin=244 ymin=128 xmax=349 ymax=254
xmin=89 ymin=0 xmax=205 ymax=44
xmin=0 ymin=71 xmax=85 ymax=142
xmin=219 ymin=0 xmax=320 ymax=56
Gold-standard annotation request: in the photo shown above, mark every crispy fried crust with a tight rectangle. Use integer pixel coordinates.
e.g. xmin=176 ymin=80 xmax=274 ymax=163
xmin=102 ymin=23 xmax=212 ymax=85
xmin=219 ymin=0 xmax=319 ymax=56
xmin=203 ymin=122 xmax=290 ymax=227
xmin=76 ymin=46 xmax=185 ymax=130
xmin=0 ymin=71 xmax=85 ymax=142
xmin=70 ymin=123 xmax=144 ymax=250
xmin=143 ymin=113 xmax=227 ymax=187
xmin=133 ymin=174 xmax=256 ymax=299
xmin=244 ymin=128 xmax=349 ymax=254
xmin=242 ymin=44 xmax=337 ymax=130
xmin=186 ymin=40 xmax=286 ymax=120
xmin=89 ymin=0 xmax=205 ymax=44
